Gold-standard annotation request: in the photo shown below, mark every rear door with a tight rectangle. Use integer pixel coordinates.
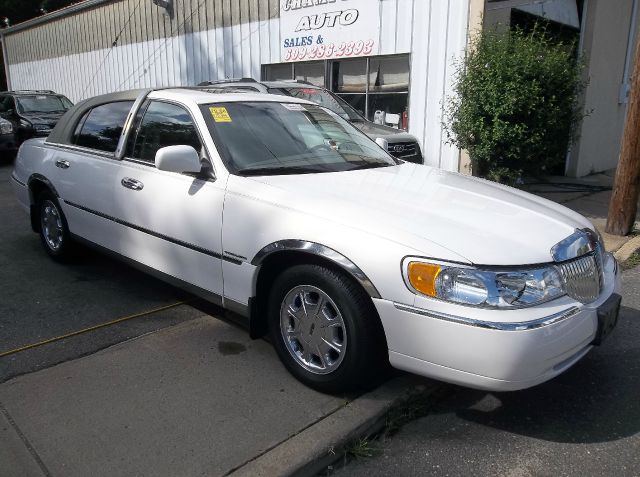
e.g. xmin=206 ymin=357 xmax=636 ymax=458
xmin=111 ymin=100 xmax=226 ymax=298
xmin=50 ymin=101 xmax=134 ymax=250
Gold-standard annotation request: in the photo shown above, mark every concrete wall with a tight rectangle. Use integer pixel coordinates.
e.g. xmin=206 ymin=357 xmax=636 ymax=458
xmin=0 ymin=0 xmax=471 ymax=172
xmin=568 ymin=0 xmax=640 ymax=177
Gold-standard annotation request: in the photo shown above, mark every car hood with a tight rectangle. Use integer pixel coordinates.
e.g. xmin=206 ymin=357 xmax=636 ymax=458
xmin=352 ymin=121 xmax=416 ymax=142
xmin=246 ymin=164 xmax=593 ymax=266
xmin=20 ymin=111 xmax=65 ymax=126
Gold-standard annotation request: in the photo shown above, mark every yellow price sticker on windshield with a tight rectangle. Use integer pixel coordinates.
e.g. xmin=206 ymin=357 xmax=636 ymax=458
xmin=210 ymin=107 xmax=232 ymax=122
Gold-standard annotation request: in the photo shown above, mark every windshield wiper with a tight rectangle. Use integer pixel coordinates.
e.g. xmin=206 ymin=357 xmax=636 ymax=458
xmin=236 ymin=165 xmax=328 ymax=176
xmin=348 ymin=162 xmax=392 ymax=171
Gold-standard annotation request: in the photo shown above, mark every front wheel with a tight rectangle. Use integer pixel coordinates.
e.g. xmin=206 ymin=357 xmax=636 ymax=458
xmin=268 ymin=264 xmax=387 ymax=393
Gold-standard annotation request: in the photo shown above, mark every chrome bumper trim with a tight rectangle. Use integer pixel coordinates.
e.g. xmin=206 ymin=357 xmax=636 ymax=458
xmin=393 ymin=303 xmax=581 ymax=331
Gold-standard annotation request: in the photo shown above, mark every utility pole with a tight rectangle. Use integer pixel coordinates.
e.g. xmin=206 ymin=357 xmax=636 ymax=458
xmin=607 ymin=36 xmax=640 ymax=236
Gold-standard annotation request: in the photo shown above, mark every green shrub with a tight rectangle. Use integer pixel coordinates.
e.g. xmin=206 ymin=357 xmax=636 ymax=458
xmin=443 ymin=25 xmax=586 ymax=184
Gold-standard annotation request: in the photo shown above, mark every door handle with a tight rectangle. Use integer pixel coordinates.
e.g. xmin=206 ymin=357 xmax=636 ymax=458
xmin=55 ymin=160 xmax=70 ymax=169
xmin=121 ymin=177 xmax=144 ymax=191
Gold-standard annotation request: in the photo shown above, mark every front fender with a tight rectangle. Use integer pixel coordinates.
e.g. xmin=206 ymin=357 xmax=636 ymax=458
xmin=220 ymin=176 xmax=466 ymax=307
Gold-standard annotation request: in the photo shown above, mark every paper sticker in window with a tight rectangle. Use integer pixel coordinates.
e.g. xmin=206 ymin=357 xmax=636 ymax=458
xmin=210 ymin=107 xmax=232 ymax=122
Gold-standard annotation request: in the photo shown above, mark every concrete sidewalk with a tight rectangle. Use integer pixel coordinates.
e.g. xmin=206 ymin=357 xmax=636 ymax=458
xmin=0 ymin=314 xmax=430 ymax=477
xmin=0 ymin=316 xmax=351 ymax=477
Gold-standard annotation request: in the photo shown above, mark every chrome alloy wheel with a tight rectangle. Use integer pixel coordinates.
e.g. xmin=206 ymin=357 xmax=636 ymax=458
xmin=41 ymin=200 xmax=64 ymax=251
xmin=279 ymin=285 xmax=347 ymax=375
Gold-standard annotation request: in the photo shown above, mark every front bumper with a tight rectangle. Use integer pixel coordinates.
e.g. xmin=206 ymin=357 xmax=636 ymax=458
xmin=375 ymin=253 xmax=621 ymax=391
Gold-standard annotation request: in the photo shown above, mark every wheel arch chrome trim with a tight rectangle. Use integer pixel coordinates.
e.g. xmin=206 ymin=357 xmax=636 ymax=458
xmin=393 ymin=303 xmax=581 ymax=331
xmin=251 ymin=240 xmax=381 ymax=299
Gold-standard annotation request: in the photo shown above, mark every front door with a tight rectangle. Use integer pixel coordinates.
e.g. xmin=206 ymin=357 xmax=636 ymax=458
xmin=111 ymin=100 xmax=225 ymax=298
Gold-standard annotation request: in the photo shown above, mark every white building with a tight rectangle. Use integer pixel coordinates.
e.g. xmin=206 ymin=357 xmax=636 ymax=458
xmin=0 ymin=0 xmax=638 ymax=177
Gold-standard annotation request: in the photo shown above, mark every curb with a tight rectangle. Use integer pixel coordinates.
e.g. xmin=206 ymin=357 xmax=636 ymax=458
xmin=226 ymin=375 xmax=440 ymax=477
xmin=614 ymin=235 xmax=640 ymax=262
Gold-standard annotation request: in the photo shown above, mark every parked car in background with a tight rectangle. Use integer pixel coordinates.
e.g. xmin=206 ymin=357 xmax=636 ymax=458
xmin=0 ymin=90 xmax=73 ymax=157
xmin=198 ymin=79 xmax=424 ymax=164
xmin=11 ymin=88 xmax=621 ymax=394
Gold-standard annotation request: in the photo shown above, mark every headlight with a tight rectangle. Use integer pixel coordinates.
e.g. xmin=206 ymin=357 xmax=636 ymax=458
xmin=0 ymin=119 xmax=13 ymax=134
xmin=406 ymin=261 xmax=564 ymax=308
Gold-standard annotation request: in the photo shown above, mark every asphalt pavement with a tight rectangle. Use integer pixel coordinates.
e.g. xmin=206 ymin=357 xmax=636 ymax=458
xmin=0 ymin=161 xmax=355 ymax=477
xmin=0 ymin=162 xmax=209 ymax=382
xmin=332 ymin=266 xmax=640 ymax=477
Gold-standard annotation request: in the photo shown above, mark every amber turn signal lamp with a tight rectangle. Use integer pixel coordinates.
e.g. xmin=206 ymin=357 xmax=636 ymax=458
xmin=407 ymin=262 xmax=441 ymax=297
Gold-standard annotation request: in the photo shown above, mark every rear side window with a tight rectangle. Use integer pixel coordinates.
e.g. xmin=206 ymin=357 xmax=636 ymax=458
xmin=126 ymin=101 xmax=201 ymax=163
xmin=75 ymin=101 xmax=134 ymax=153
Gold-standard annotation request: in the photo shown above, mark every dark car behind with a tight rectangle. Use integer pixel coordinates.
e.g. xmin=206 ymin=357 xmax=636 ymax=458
xmin=0 ymin=90 xmax=73 ymax=158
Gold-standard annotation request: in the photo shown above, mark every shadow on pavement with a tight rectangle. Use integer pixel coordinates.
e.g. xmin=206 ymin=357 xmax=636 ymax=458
xmin=433 ymin=305 xmax=640 ymax=444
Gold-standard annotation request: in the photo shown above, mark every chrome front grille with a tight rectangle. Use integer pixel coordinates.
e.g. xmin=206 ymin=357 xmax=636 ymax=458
xmin=558 ymin=251 xmax=602 ymax=303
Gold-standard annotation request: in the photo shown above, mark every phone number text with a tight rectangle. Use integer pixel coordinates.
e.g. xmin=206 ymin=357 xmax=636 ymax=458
xmin=284 ymin=39 xmax=375 ymax=61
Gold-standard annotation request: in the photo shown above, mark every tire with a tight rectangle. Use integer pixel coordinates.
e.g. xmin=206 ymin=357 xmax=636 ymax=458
xmin=37 ymin=190 xmax=74 ymax=261
xmin=268 ymin=264 xmax=387 ymax=394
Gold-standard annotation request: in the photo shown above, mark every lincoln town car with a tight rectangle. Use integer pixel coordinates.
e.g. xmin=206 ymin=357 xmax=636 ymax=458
xmin=10 ymin=88 xmax=621 ymax=393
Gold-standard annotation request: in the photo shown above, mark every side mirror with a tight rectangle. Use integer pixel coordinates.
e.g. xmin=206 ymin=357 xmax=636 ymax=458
xmin=155 ymin=145 xmax=202 ymax=174
xmin=375 ymin=137 xmax=388 ymax=150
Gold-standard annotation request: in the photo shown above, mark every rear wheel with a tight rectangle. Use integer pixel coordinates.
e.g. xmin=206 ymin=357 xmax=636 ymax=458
xmin=37 ymin=190 xmax=73 ymax=261
xmin=268 ymin=264 xmax=386 ymax=393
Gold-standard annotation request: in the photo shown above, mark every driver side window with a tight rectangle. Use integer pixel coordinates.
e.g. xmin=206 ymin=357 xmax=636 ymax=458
xmin=126 ymin=101 xmax=202 ymax=164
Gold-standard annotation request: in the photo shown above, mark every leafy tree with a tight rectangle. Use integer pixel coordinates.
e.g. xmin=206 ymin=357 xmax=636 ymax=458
xmin=0 ymin=0 xmax=78 ymax=26
xmin=443 ymin=25 xmax=587 ymax=184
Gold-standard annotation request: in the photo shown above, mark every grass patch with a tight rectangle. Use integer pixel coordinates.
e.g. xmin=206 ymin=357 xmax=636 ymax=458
xmin=346 ymin=437 xmax=381 ymax=459
xmin=384 ymin=391 xmax=436 ymax=436
xmin=621 ymin=249 xmax=640 ymax=270
xmin=320 ymin=386 xmax=450 ymax=475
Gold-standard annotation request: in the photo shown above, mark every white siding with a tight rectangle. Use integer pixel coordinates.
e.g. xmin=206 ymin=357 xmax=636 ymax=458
xmin=6 ymin=0 xmax=469 ymax=171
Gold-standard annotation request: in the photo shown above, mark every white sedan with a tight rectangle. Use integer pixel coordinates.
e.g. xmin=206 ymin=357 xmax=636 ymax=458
xmin=11 ymin=88 xmax=621 ymax=393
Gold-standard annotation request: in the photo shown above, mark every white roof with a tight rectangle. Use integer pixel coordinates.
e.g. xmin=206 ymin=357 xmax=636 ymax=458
xmin=150 ymin=88 xmax=316 ymax=106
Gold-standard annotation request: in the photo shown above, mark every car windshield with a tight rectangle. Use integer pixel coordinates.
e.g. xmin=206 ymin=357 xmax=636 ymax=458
xmin=268 ymin=87 xmax=364 ymax=122
xmin=202 ymin=102 xmax=396 ymax=176
xmin=16 ymin=95 xmax=72 ymax=113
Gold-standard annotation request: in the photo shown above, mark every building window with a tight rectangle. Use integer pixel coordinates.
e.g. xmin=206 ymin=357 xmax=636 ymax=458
xmin=294 ymin=62 xmax=325 ymax=86
xmin=264 ymin=63 xmax=294 ymax=81
xmin=263 ymin=54 xmax=410 ymax=128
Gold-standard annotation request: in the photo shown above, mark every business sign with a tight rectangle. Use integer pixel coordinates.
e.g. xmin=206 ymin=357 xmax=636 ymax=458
xmin=280 ymin=0 xmax=381 ymax=62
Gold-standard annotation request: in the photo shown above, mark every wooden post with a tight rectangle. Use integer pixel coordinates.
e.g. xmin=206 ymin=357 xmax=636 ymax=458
xmin=606 ymin=37 xmax=640 ymax=236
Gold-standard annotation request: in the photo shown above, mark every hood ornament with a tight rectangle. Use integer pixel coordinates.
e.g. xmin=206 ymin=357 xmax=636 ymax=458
xmin=551 ymin=228 xmax=599 ymax=263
